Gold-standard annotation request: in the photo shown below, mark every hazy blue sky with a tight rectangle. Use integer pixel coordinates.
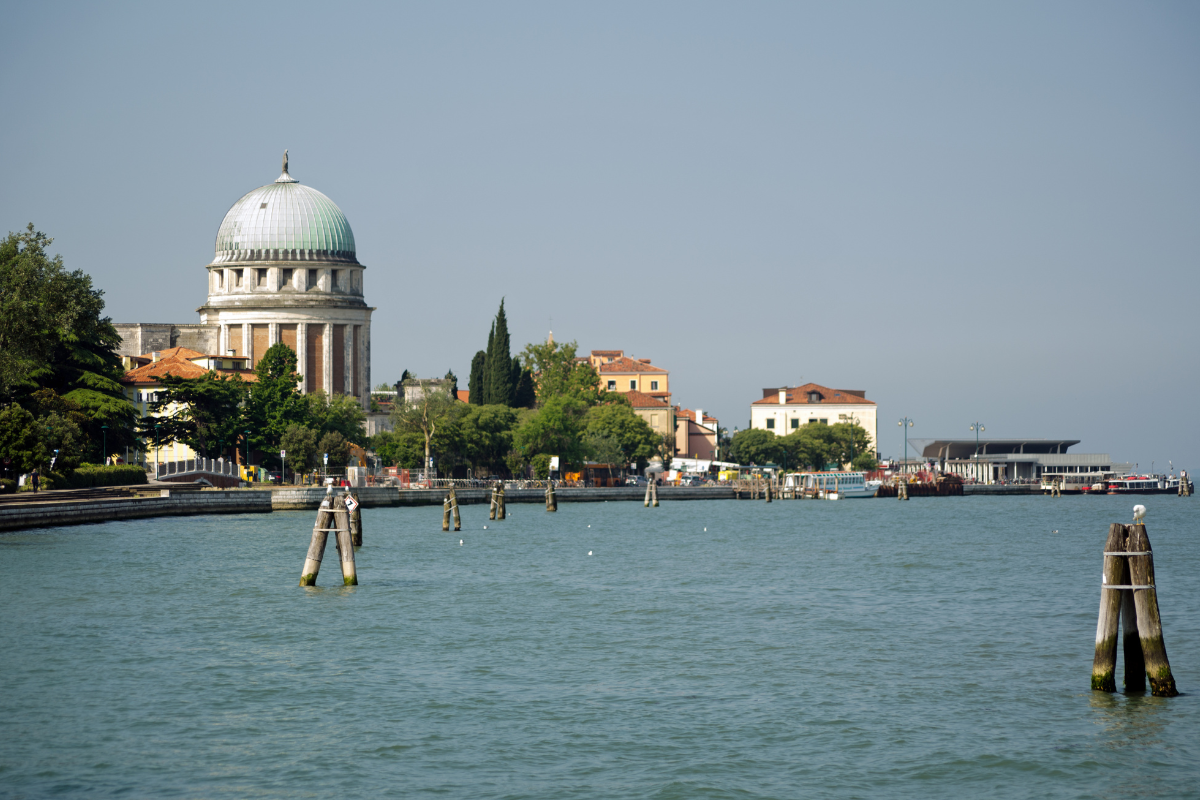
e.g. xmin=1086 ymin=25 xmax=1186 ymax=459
xmin=3 ymin=1 xmax=1197 ymax=469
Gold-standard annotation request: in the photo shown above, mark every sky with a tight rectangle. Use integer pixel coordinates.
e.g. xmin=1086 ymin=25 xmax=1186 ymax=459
xmin=2 ymin=1 xmax=1197 ymax=469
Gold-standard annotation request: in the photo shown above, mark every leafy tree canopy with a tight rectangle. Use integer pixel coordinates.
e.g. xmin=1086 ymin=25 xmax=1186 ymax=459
xmin=245 ymin=343 xmax=309 ymax=461
xmin=280 ymin=423 xmax=318 ymax=471
xmin=139 ymin=372 xmax=248 ymax=459
xmin=729 ymin=427 xmax=782 ymax=466
xmin=458 ymin=404 xmax=519 ymax=476
xmin=512 ymin=395 xmax=590 ymax=468
xmin=390 ymin=380 xmax=461 ymax=474
xmin=317 ymin=430 xmax=352 ymax=468
xmin=0 ymin=405 xmax=45 ymax=475
xmin=304 ymin=390 xmax=366 ymax=444
xmin=583 ymin=400 xmax=659 ymax=468
xmin=519 ymin=339 xmax=601 ymax=406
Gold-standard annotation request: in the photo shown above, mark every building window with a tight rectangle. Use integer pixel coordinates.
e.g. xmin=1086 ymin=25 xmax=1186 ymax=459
xmin=650 ymin=380 xmax=659 ymax=391
xmin=820 ymin=418 xmax=828 ymax=425
xmin=791 ymin=418 xmax=799 ymax=429
xmin=808 ymin=419 xmax=818 ymax=425
xmin=630 ymin=380 xmax=637 ymax=390
xmin=766 ymin=418 xmax=775 ymax=429
xmin=607 ymin=380 xmax=616 ymax=391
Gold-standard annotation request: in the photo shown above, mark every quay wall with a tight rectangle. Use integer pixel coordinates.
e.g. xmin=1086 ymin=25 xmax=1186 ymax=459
xmin=963 ymin=484 xmax=1037 ymax=495
xmin=0 ymin=490 xmax=272 ymax=533
xmin=271 ymin=485 xmax=735 ymax=510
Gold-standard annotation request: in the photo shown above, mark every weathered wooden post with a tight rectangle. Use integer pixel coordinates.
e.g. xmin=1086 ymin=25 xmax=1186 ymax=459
xmin=497 ymin=486 xmax=506 ymax=519
xmin=1121 ymin=580 xmax=1145 ymax=692
xmin=299 ymin=490 xmax=334 ymax=586
xmin=347 ymin=490 xmax=362 ymax=546
xmin=442 ymin=495 xmax=451 ymax=531
xmin=1092 ymin=523 xmax=1127 ymax=692
xmin=644 ymin=479 xmax=652 ymax=507
xmin=651 ymin=479 xmax=659 ymax=507
xmin=1127 ymin=523 xmax=1178 ymax=697
xmin=489 ymin=486 xmax=498 ymax=520
xmin=548 ymin=481 xmax=558 ymax=512
xmin=449 ymin=487 xmax=461 ymax=531
xmin=332 ymin=494 xmax=357 ymax=586
xmin=1180 ymin=471 xmax=1191 ymax=496
xmin=765 ymin=478 xmax=771 ymax=502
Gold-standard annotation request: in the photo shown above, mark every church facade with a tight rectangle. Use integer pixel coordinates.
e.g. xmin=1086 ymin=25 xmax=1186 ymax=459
xmin=115 ymin=153 xmax=373 ymax=408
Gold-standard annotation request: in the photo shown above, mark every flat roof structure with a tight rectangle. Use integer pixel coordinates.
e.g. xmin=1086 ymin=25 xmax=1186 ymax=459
xmin=908 ymin=439 xmax=1079 ymax=460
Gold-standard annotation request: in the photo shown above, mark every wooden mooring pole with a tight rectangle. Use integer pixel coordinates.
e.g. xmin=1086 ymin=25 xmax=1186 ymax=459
xmin=497 ymin=486 xmax=506 ymax=519
xmin=1091 ymin=521 xmax=1177 ymax=697
xmin=347 ymin=490 xmax=362 ymax=546
xmin=644 ymin=479 xmax=652 ymax=507
xmin=442 ymin=495 xmax=451 ymax=531
xmin=299 ymin=491 xmax=334 ymax=586
xmin=489 ymin=486 xmax=498 ymax=520
xmin=332 ymin=494 xmax=358 ymax=586
xmin=299 ymin=490 xmax=357 ymax=586
xmin=548 ymin=482 xmax=558 ymax=512
xmin=651 ymin=479 xmax=659 ymax=507
xmin=449 ymin=487 xmax=461 ymax=531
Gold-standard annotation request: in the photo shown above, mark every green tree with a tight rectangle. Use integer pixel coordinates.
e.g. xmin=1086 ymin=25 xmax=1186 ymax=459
xmin=512 ymin=364 xmax=536 ymax=408
xmin=245 ymin=344 xmax=309 ymax=462
xmin=467 ymin=351 xmax=486 ymax=405
xmin=1 ymin=225 xmax=137 ymax=460
xmin=583 ymin=431 xmax=625 ymax=465
xmin=0 ymin=405 xmax=45 ymax=474
xmin=280 ymin=423 xmax=319 ymax=472
xmin=513 ymin=395 xmax=589 ymax=468
xmin=304 ymin=390 xmax=366 ymax=443
xmin=583 ymin=400 xmax=659 ymax=469
xmin=317 ymin=430 xmax=352 ymax=468
xmin=140 ymin=372 xmax=248 ymax=458
xmin=390 ymin=379 xmax=460 ymax=475
xmin=827 ymin=422 xmax=876 ymax=470
xmin=729 ymin=428 xmax=783 ymax=466
xmin=519 ymin=339 xmax=601 ymax=405
xmin=458 ymin=404 xmax=519 ymax=476
xmin=444 ymin=369 xmax=459 ymax=398
xmin=485 ymin=300 xmax=514 ymax=405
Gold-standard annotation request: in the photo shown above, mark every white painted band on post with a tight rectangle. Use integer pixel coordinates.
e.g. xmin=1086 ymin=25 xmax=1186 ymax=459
xmin=1102 ymin=585 xmax=1155 ymax=590
xmin=1103 ymin=551 xmax=1152 ymax=556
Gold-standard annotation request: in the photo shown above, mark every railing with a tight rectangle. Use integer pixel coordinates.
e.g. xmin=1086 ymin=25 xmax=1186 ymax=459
xmin=146 ymin=457 xmax=239 ymax=479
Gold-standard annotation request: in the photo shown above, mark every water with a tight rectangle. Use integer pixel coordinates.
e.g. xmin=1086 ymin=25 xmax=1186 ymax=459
xmin=1 ymin=495 xmax=1198 ymax=799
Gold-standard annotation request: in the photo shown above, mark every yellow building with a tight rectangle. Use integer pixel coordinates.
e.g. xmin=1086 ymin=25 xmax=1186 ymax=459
xmin=624 ymin=390 xmax=675 ymax=441
xmin=588 ymin=350 xmax=670 ymax=403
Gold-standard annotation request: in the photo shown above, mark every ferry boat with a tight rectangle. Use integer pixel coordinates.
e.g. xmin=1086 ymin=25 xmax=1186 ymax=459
xmin=1104 ymin=474 xmax=1193 ymax=495
xmin=1040 ymin=473 xmax=1114 ymax=494
xmin=785 ymin=471 xmax=879 ymax=499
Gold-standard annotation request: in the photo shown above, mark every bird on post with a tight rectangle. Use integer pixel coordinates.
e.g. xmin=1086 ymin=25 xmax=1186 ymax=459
xmin=1133 ymin=504 xmax=1146 ymax=523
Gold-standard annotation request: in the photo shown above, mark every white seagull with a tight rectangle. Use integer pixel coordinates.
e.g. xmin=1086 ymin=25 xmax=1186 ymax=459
xmin=459 ymin=539 xmax=463 ymax=545
xmin=588 ymin=551 xmax=593 ymax=556
xmin=1133 ymin=504 xmax=1147 ymax=523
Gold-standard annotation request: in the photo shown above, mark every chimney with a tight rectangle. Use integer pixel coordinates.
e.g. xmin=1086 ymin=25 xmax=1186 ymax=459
xmin=695 ymin=408 xmax=703 ymax=427
xmin=778 ymin=390 xmax=786 ymax=404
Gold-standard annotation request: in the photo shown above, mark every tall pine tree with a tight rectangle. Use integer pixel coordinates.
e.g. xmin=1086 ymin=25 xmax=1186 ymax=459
xmin=468 ymin=351 xmax=486 ymax=405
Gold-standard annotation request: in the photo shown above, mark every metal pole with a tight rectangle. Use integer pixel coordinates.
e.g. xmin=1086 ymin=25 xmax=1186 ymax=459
xmin=154 ymin=424 xmax=161 ymax=480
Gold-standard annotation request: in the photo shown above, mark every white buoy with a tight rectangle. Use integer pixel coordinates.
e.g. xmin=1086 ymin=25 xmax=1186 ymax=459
xmin=587 ymin=525 xmax=591 ymax=528
xmin=588 ymin=551 xmax=593 ymax=556
xmin=704 ymin=527 xmax=707 ymax=532
xmin=459 ymin=539 xmax=463 ymax=545
xmin=483 ymin=526 xmax=488 ymax=530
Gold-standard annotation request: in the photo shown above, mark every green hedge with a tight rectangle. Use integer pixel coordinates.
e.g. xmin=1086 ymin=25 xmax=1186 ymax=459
xmin=54 ymin=464 xmax=149 ymax=489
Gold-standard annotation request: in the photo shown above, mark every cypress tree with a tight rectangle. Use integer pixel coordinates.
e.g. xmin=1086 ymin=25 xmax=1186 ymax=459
xmin=487 ymin=300 xmax=514 ymax=405
xmin=513 ymin=366 xmax=536 ymax=408
xmin=483 ymin=323 xmax=496 ymax=404
xmin=468 ymin=351 xmax=486 ymax=405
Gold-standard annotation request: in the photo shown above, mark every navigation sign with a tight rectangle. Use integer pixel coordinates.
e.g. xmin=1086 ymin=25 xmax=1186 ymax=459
xmin=344 ymin=494 xmax=359 ymax=513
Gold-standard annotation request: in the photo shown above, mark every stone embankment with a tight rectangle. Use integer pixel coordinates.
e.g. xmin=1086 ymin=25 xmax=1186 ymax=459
xmin=0 ymin=489 xmax=271 ymax=533
xmin=271 ymin=485 xmax=734 ymax=509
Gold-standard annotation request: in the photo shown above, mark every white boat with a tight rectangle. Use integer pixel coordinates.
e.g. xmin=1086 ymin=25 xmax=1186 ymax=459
xmin=785 ymin=471 xmax=879 ymax=499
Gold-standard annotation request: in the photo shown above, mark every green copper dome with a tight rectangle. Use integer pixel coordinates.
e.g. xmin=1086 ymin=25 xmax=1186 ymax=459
xmin=212 ymin=153 xmax=357 ymax=264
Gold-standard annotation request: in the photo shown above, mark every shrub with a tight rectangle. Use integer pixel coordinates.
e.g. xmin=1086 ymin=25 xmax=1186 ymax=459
xmin=55 ymin=464 xmax=149 ymax=488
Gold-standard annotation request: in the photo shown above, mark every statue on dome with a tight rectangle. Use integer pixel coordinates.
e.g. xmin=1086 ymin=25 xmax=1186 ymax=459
xmin=282 ymin=149 xmax=289 ymax=175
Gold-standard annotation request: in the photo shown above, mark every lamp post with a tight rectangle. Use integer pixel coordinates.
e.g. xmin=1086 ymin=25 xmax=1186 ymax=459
xmin=244 ymin=429 xmax=251 ymax=482
xmin=845 ymin=413 xmax=859 ymax=469
xmin=969 ymin=422 xmax=985 ymax=484
xmin=101 ymin=424 xmax=108 ymax=465
xmin=898 ymin=418 xmax=914 ymax=475
xmin=154 ymin=423 xmax=162 ymax=480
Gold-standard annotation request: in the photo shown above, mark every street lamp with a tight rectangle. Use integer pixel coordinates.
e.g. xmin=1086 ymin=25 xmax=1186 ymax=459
xmin=845 ymin=413 xmax=859 ymax=469
xmin=898 ymin=418 xmax=914 ymax=475
xmin=101 ymin=424 xmax=108 ymax=465
xmin=244 ymin=429 xmax=251 ymax=482
xmin=154 ymin=423 xmax=161 ymax=480
xmin=969 ymin=422 xmax=985 ymax=483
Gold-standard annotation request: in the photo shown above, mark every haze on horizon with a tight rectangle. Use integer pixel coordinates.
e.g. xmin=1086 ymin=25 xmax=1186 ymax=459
xmin=2 ymin=1 xmax=1197 ymax=470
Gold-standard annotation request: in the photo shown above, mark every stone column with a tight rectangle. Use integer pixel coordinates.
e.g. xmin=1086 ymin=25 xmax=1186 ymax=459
xmin=269 ymin=322 xmax=279 ymax=347
xmin=343 ymin=325 xmax=353 ymax=399
xmin=296 ymin=322 xmax=308 ymax=394
xmin=242 ymin=322 xmax=252 ymax=363
xmin=361 ymin=319 xmax=371 ymax=410
xmin=323 ymin=323 xmax=333 ymax=395
xmin=220 ymin=324 xmax=229 ymax=355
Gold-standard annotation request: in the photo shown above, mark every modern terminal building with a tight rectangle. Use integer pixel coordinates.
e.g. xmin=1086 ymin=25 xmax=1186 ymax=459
xmin=906 ymin=438 xmax=1132 ymax=483
xmin=115 ymin=153 xmax=373 ymax=408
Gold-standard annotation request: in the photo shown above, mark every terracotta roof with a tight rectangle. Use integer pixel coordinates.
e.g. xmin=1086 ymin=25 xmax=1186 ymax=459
xmin=624 ymin=390 xmax=669 ymax=408
xmin=598 ymin=356 xmax=667 ymax=374
xmin=121 ymin=353 xmax=257 ymax=385
xmin=676 ymin=408 xmax=717 ymax=424
xmin=138 ymin=346 xmax=208 ymax=361
xmin=751 ymin=382 xmax=873 ymax=406
xmin=456 ymin=390 xmax=470 ymax=403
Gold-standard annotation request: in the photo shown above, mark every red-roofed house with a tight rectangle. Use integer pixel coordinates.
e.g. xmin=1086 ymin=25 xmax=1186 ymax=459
xmin=587 ymin=350 xmax=670 ymax=404
xmin=750 ymin=384 xmax=877 ymax=450
xmin=623 ymin=390 xmax=674 ymax=440
xmin=675 ymin=407 xmax=719 ymax=461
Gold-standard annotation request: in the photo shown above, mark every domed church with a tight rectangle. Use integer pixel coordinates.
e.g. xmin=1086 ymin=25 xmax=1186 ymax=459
xmin=116 ymin=152 xmax=373 ymax=408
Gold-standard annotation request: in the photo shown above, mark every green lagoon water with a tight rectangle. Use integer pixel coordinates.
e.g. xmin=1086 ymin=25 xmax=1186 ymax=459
xmin=1 ymin=495 xmax=1198 ymax=798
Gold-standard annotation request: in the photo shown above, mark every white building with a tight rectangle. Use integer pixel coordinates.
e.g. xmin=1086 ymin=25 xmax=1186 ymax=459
xmin=907 ymin=438 xmax=1132 ymax=483
xmin=749 ymin=384 xmax=877 ymax=451
xmin=116 ymin=152 xmax=373 ymax=408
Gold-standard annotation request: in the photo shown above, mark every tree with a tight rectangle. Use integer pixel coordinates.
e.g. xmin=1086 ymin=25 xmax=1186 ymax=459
xmin=0 ymin=405 xmax=45 ymax=475
xmin=280 ymin=424 xmax=318 ymax=472
xmin=390 ymin=379 xmax=459 ymax=475
xmin=827 ymin=422 xmax=876 ymax=470
xmin=519 ymin=339 xmax=601 ymax=405
xmin=583 ymin=431 xmax=625 ymax=465
xmin=317 ymin=430 xmax=351 ymax=468
xmin=245 ymin=343 xmax=309 ymax=462
xmin=512 ymin=364 xmax=536 ymax=408
xmin=512 ymin=395 xmax=589 ymax=468
xmin=140 ymin=372 xmax=248 ymax=459
xmin=444 ymin=369 xmax=459 ymax=398
xmin=583 ymin=400 xmax=659 ymax=469
xmin=468 ymin=351 xmax=486 ymax=405
xmin=729 ymin=428 xmax=783 ymax=466
xmin=458 ymin=404 xmax=519 ymax=476
xmin=1 ymin=224 xmax=137 ymax=460
xmin=485 ymin=300 xmax=514 ymax=405
xmin=304 ymin=390 xmax=366 ymax=443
